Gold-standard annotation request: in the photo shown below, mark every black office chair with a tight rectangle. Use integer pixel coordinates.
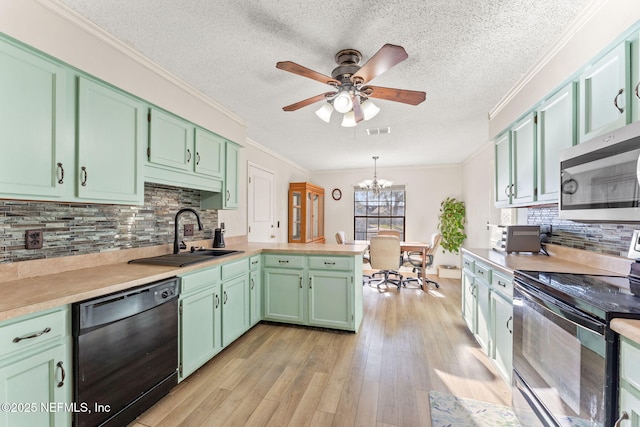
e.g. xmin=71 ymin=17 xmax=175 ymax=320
xmin=403 ymin=233 xmax=441 ymax=290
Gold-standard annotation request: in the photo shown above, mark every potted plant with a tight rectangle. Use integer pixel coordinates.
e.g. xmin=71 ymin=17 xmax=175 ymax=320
xmin=438 ymin=197 xmax=466 ymax=254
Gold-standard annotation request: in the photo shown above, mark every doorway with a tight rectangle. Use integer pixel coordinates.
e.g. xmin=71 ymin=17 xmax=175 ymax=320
xmin=248 ymin=162 xmax=276 ymax=242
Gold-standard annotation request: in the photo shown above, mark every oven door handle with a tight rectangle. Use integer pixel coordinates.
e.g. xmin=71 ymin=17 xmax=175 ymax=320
xmin=515 ymin=281 xmax=605 ymax=334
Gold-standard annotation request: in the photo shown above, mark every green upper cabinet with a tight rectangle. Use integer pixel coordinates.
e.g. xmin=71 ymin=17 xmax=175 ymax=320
xmin=201 ymin=140 xmax=240 ymax=210
xmin=148 ymin=108 xmax=193 ymax=172
xmin=77 ymin=77 xmax=146 ymax=204
xmin=194 ymin=128 xmax=225 ymax=179
xmin=494 ymin=131 xmax=512 ymax=207
xmin=510 ymin=112 xmax=536 ymax=205
xmin=0 ymin=38 xmax=71 ymax=200
xmin=579 ymin=41 xmax=631 ymax=143
xmin=536 ymin=82 xmax=576 ymax=202
xmin=631 ymin=31 xmax=640 ymax=123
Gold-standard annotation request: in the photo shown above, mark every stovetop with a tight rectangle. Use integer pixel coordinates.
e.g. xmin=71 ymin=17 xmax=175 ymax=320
xmin=515 ymin=270 xmax=640 ymax=322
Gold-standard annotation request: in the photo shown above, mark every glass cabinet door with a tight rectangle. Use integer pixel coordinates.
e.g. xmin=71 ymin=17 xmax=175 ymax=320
xmin=291 ymin=191 xmax=302 ymax=241
xmin=306 ymin=191 xmax=312 ymax=241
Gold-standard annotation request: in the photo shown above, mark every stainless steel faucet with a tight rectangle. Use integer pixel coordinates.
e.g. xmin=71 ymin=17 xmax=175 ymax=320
xmin=173 ymin=208 xmax=203 ymax=254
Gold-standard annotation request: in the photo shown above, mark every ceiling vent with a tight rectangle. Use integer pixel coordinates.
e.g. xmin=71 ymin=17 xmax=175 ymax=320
xmin=366 ymin=126 xmax=391 ymax=136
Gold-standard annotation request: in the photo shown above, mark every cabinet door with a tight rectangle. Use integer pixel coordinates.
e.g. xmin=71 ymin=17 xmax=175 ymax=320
xmin=579 ymin=41 xmax=630 ymax=142
xmin=619 ymin=384 xmax=640 ymax=427
xmin=77 ymin=78 xmax=145 ymax=204
xmin=148 ymin=108 xmax=194 ymax=171
xmin=179 ymin=285 xmax=221 ymax=380
xmin=475 ymin=279 xmax=491 ymax=354
xmin=194 ymin=128 xmax=224 ymax=179
xmin=249 ymin=269 xmax=262 ymax=326
xmin=494 ymin=131 xmax=511 ymax=207
xmin=263 ymin=268 xmax=304 ymax=324
xmin=632 ymin=32 xmax=640 ymax=123
xmin=537 ymin=83 xmax=576 ymax=202
xmin=511 ymin=112 xmax=536 ymax=205
xmin=0 ymin=344 xmax=70 ymax=427
xmin=221 ymin=274 xmax=249 ymax=347
xmin=462 ymin=271 xmax=476 ymax=332
xmin=308 ymin=270 xmax=352 ymax=329
xmin=223 ymin=142 xmax=239 ymax=209
xmin=491 ymin=291 xmax=513 ymax=383
xmin=0 ymin=40 xmax=70 ymax=199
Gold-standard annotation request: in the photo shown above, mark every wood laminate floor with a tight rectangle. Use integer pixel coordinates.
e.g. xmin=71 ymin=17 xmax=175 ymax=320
xmin=131 ymin=276 xmax=511 ymax=427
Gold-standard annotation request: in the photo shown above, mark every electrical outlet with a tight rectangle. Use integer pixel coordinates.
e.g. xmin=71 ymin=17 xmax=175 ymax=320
xmin=220 ymin=222 xmax=225 ymax=230
xmin=184 ymin=224 xmax=194 ymax=237
xmin=628 ymin=230 xmax=640 ymax=259
xmin=25 ymin=229 xmax=43 ymax=249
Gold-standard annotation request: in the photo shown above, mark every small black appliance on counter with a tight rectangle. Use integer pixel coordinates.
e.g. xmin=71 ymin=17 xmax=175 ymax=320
xmin=213 ymin=228 xmax=225 ymax=248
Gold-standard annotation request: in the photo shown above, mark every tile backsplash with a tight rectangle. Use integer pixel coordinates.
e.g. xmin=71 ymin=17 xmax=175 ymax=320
xmin=527 ymin=205 xmax=637 ymax=257
xmin=0 ymin=183 xmax=217 ymax=263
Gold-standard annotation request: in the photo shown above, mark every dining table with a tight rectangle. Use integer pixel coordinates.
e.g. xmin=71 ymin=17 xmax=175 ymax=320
xmin=353 ymin=239 xmax=434 ymax=288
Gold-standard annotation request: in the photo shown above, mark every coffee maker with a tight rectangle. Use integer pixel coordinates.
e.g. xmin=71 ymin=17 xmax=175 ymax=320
xmin=213 ymin=228 xmax=225 ymax=248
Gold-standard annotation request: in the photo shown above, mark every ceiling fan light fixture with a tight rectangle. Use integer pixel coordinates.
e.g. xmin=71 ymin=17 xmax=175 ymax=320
xmin=360 ymin=99 xmax=380 ymax=120
xmin=333 ymin=90 xmax=353 ymax=114
xmin=341 ymin=111 xmax=357 ymax=127
xmin=315 ymin=103 xmax=333 ymax=123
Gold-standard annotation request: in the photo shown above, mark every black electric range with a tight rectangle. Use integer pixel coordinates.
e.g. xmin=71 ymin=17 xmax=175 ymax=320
xmin=515 ymin=270 xmax=640 ymax=323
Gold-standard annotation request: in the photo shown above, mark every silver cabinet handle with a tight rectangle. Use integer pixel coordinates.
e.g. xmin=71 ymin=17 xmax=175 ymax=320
xmin=13 ymin=327 xmax=51 ymax=343
xmin=226 ymin=190 xmax=231 ymax=202
xmin=614 ymin=88 xmax=625 ymax=114
xmin=309 ymin=277 xmax=312 ymax=289
xmin=497 ymin=280 xmax=507 ymax=288
xmin=504 ymin=184 xmax=510 ymax=197
xmin=614 ymin=411 xmax=628 ymax=427
xmin=215 ymin=293 xmax=219 ymax=309
xmin=80 ymin=166 xmax=88 ymax=186
xmin=56 ymin=361 xmax=65 ymax=388
xmin=56 ymin=162 xmax=64 ymax=184
xmin=324 ymin=261 xmax=336 ymax=266
xmin=223 ymin=290 xmax=228 ymax=304
xmin=506 ymin=316 xmax=513 ymax=334
xmin=251 ymin=277 xmax=255 ymax=290
xmin=196 ymin=152 xmax=201 ymax=165
xmin=186 ymin=149 xmax=192 ymax=163
xmin=278 ymin=259 xmax=289 ymax=264
xmin=635 ymin=81 xmax=640 ymax=101
xmin=299 ymin=276 xmax=302 ymax=289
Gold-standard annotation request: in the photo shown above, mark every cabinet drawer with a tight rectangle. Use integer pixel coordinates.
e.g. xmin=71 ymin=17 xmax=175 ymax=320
xmin=249 ymin=255 xmax=261 ymax=270
xmin=621 ymin=338 xmax=640 ymax=390
xmin=474 ymin=262 xmax=492 ymax=283
xmin=308 ymin=256 xmax=353 ymax=271
xmin=0 ymin=308 xmax=67 ymax=358
xmin=221 ymin=257 xmax=249 ymax=280
xmin=462 ymin=255 xmax=475 ymax=273
xmin=263 ymin=254 xmax=305 ymax=269
xmin=180 ymin=266 xmax=220 ymax=294
xmin=491 ymin=270 xmax=513 ymax=298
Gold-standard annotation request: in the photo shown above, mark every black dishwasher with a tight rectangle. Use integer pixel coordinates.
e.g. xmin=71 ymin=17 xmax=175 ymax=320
xmin=72 ymin=277 xmax=179 ymax=427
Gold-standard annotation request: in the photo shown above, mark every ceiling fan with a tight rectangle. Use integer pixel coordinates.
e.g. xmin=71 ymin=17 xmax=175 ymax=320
xmin=276 ymin=44 xmax=426 ymax=126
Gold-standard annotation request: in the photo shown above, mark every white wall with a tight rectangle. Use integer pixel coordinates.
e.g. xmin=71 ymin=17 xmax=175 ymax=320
xmin=311 ymin=164 xmax=462 ymax=269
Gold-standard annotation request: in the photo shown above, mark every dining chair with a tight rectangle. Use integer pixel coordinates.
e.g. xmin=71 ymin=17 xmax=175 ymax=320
xmin=369 ymin=235 xmax=403 ymax=290
xmin=335 ymin=231 xmax=346 ymax=244
xmin=377 ymin=229 xmax=401 ymax=239
xmin=403 ymin=233 xmax=442 ymax=290
xmin=336 ymin=231 xmax=372 ymax=284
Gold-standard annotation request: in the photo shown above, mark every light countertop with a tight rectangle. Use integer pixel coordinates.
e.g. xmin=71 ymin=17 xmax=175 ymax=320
xmin=0 ymin=241 xmax=367 ymax=322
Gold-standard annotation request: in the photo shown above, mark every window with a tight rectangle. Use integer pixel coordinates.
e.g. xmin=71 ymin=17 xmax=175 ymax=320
xmin=354 ymin=186 xmax=406 ymax=241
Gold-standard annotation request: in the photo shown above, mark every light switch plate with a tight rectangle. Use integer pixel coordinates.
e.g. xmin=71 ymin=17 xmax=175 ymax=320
xmin=628 ymin=230 xmax=640 ymax=259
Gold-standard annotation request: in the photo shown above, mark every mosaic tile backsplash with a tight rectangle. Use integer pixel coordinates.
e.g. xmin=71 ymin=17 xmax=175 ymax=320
xmin=0 ymin=183 xmax=217 ymax=263
xmin=528 ymin=205 xmax=638 ymax=257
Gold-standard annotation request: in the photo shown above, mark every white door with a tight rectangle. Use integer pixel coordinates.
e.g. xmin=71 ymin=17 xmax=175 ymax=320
xmin=248 ymin=163 xmax=276 ymax=242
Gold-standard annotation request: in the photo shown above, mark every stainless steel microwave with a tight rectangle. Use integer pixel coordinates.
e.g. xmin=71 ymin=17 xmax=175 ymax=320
xmin=559 ymin=120 xmax=640 ymax=222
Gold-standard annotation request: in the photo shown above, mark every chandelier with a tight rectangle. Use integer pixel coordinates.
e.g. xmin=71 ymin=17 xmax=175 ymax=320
xmin=358 ymin=156 xmax=393 ymax=195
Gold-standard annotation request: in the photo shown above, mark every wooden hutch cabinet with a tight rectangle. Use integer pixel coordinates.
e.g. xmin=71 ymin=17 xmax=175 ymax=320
xmin=288 ymin=182 xmax=325 ymax=243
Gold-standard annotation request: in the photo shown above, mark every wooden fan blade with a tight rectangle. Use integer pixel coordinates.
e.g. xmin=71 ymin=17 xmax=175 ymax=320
xmin=282 ymin=92 xmax=335 ymax=111
xmin=364 ymin=86 xmax=426 ymax=106
xmin=351 ymin=44 xmax=408 ymax=85
xmin=276 ymin=61 xmax=340 ymax=86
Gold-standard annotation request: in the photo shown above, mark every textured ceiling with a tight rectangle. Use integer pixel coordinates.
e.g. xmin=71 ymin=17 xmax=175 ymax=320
xmin=59 ymin=0 xmax=592 ymax=171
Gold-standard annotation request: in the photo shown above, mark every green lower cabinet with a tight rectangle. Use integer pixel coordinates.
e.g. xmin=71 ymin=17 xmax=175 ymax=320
xmin=462 ymin=270 xmax=476 ymax=332
xmin=0 ymin=343 xmax=70 ymax=427
xmin=249 ymin=268 xmax=262 ymax=327
xmin=619 ymin=337 xmax=640 ymax=425
xmin=263 ymin=268 xmax=305 ymax=324
xmin=308 ymin=270 xmax=352 ymax=329
xmin=221 ymin=274 xmax=250 ymax=347
xmin=179 ymin=284 xmax=221 ymax=380
xmin=475 ymin=278 xmax=491 ymax=354
xmin=491 ymin=291 xmax=513 ymax=383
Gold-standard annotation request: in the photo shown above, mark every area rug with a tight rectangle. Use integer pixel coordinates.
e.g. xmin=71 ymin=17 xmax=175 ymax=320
xmin=429 ymin=390 xmax=521 ymax=426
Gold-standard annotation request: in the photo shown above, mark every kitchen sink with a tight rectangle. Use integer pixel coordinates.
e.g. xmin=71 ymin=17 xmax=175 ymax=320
xmin=128 ymin=249 xmax=244 ymax=267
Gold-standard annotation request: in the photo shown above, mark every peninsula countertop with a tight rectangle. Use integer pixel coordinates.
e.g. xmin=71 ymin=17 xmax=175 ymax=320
xmin=0 ymin=241 xmax=367 ymax=322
